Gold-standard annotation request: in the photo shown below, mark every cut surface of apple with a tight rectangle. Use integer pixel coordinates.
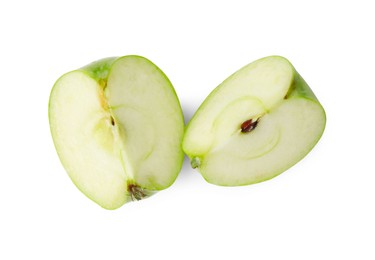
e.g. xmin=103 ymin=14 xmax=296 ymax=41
xmin=183 ymin=56 xmax=326 ymax=186
xmin=49 ymin=56 xmax=184 ymax=209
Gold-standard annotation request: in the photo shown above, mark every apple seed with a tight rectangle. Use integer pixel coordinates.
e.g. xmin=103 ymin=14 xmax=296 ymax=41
xmin=241 ymin=119 xmax=259 ymax=133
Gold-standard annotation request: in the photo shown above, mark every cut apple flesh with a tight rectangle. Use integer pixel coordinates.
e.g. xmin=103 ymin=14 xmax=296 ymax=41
xmin=49 ymin=56 xmax=184 ymax=209
xmin=183 ymin=56 xmax=326 ymax=186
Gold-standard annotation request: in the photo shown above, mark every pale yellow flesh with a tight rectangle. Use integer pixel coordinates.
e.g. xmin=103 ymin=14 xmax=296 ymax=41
xmin=49 ymin=72 xmax=127 ymax=209
xmin=106 ymin=57 xmax=184 ymax=189
xmin=49 ymin=56 xmax=184 ymax=209
xmin=183 ymin=57 xmax=294 ymax=156
xmin=200 ymin=99 xmax=325 ymax=186
xmin=183 ymin=56 xmax=326 ymax=186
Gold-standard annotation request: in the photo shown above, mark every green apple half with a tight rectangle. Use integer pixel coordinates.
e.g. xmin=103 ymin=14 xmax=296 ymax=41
xmin=49 ymin=56 xmax=184 ymax=209
xmin=183 ymin=56 xmax=326 ymax=186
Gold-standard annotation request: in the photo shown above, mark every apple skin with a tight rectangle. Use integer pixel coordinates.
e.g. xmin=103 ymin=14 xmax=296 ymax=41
xmin=183 ymin=56 xmax=326 ymax=186
xmin=80 ymin=57 xmax=117 ymax=82
xmin=285 ymin=69 xmax=320 ymax=101
xmin=49 ymin=56 xmax=184 ymax=209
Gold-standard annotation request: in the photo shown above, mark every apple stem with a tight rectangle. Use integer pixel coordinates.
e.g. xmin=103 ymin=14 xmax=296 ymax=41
xmin=191 ymin=157 xmax=201 ymax=169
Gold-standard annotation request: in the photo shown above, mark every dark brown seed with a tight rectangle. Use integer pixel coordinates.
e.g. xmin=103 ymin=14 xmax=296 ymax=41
xmin=110 ymin=116 xmax=115 ymax=126
xmin=241 ymin=119 xmax=258 ymax=133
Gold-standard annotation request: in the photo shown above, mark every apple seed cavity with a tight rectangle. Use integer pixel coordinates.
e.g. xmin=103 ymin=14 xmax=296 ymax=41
xmin=241 ymin=118 xmax=259 ymax=133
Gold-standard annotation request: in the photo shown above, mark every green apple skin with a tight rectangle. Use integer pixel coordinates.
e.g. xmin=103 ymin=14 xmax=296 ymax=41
xmin=183 ymin=56 xmax=326 ymax=186
xmin=49 ymin=56 xmax=184 ymax=209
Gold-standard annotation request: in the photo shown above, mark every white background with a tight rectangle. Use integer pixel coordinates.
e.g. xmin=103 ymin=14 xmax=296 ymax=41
xmin=1 ymin=0 xmax=374 ymax=259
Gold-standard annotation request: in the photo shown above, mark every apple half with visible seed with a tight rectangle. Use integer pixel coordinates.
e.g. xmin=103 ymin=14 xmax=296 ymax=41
xmin=49 ymin=56 xmax=184 ymax=209
xmin=183 ymin=56 xmax=326 ymax=186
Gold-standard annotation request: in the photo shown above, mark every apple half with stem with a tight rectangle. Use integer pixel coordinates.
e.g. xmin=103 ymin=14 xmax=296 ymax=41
xmin=49 ymin=56 xmax=184 ymax=209
xmin=183 ymin=56 xmax=326 ymax=186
